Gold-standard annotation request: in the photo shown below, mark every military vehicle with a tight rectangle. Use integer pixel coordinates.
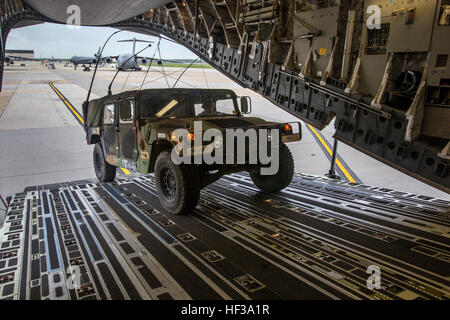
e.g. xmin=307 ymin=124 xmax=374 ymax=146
xmin=83 ymin=88 xmax=301 ymax=214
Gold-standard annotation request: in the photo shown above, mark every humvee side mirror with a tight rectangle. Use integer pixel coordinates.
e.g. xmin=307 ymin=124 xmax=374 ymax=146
xmin=240 ymin=96 xmax=252 ymax=114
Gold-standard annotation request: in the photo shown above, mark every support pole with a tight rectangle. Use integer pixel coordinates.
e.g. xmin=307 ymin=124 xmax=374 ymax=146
xmin=194 ymin=0 xmax=199 ymax=38
xmin=326 ymin=137 xmax=341 ymax=180
xmin=0 ymin=25 xmax=5 ymax=93
xmin=0 ymin=53 xmax=4 ymax=93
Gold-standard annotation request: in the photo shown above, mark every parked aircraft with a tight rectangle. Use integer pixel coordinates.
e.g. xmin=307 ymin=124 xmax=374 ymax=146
xmin=106 ymin=38 xmax=153 ymax=71
xmin=70 ymin=47 xmax=103 ymax=69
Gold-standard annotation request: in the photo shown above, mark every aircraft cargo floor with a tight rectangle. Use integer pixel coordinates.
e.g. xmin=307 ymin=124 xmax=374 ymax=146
xmin=0 ymin=173 xmax=449 ymax=300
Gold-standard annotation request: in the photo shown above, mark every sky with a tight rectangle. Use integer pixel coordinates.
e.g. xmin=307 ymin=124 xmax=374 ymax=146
xmin=6 ymin=22 xmax=198 ymax=59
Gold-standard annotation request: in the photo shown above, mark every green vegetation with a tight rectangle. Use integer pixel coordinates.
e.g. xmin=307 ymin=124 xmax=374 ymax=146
xmin=141 ymin=63 xmax=213 ymax=69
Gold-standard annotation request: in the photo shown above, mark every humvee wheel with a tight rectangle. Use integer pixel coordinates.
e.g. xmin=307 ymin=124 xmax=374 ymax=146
xmin=250 ymin=143 xmax=294 ymax=193
xmin=93 ymin=143 xmax=116 ymax=182
xmin=155 ymin=151 xmax=200 ymax=215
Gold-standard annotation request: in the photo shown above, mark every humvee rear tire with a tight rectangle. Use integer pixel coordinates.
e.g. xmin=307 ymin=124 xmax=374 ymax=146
xmin=155 ymin=151 xmax=200 ymax=215
xmin=93 ymin=143 xmax=116 ymax=182
xmin=250 ymin=143 xmax=294 ymax=193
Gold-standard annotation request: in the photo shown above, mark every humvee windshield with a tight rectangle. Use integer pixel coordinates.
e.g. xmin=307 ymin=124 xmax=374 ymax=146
xmin=140 ymin=92 xmax=239 ymax=119
xmin=140 ymin=94 xmax=191 ymax=119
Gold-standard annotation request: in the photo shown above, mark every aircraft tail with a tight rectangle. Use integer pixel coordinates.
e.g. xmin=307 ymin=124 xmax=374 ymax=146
xmin=118 ymin=38 xmax=153 ymax=55
xmin=94 ymin=47 xmax=101 ymax=58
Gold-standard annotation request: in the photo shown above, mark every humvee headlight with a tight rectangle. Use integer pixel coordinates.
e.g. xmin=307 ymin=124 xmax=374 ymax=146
xmin=187 ymin=133 xmax=195 ymax=141
xmin=284 ymin=124 xmax=292 ymax=133
xmin=170 ymin=132 xmax=178 ymax=141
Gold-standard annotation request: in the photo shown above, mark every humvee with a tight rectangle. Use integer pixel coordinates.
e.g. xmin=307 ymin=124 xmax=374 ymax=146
xmin=83 ymin=88 xmax=301 ymax=214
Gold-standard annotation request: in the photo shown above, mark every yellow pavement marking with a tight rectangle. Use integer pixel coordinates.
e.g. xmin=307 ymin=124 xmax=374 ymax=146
xmin=121 ymin=168 xmax=131 ymax=175
xmin=307 ymin=124 xmax=356 ymax=183
xmin=49 ymin=82 xmax=84 ymax=124
xmin=50 ymin=82 xmax=131 ymax=176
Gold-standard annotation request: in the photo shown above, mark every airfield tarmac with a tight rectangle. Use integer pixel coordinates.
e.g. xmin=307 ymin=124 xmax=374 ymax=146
xmin=0 ymin=62 xmax=449 ymax=225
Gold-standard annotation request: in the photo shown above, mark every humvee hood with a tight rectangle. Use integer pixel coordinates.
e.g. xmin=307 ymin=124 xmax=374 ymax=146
xmin=202 ymin=117 xmax=255 ymax=128
xmin=200 ymin=117 xmax=279 ymax=129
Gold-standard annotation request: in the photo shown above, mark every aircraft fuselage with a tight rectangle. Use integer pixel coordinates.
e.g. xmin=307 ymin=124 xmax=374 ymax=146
xmin=117 ymin=53 xmax=141 ymax=70
xmin=70 ymin=56 xmax=96 ymax=66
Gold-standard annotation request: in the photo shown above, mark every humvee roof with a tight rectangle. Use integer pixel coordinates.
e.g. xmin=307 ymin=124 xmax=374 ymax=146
xmin=94 ymin=88 xmax=237 ymax=103
xmin=86 ymin=88 xmax=238 ymax=128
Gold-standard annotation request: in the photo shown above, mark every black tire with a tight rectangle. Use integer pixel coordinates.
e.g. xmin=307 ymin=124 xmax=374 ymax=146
xmin=250 ymin=143 xmax=294 ymax=193
xmin=154 ymin=151 xmax=200 ymax=215
xmin=93 ymin=143 xmax=116 ymax=182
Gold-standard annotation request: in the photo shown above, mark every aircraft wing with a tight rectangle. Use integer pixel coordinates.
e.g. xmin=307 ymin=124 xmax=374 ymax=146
xmin=45 ymin=58 xmax=70 ymax=62
xmin=101 ymin=56 xmax=119 ymax=62
xmin=6 ymin=55 xmax=70 ymax=62
xmin=159 ymin=58 xmax=194 ymax=64
xmin=6 ymin=55 xmax=41 ymax=61
xmin=138 ymin=58 xmax=194 ymax=64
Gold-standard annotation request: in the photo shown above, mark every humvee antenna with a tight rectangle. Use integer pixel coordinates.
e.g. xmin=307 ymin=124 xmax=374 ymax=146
xmin=85 ymin=29 xmax=123 ymax=104
xmin=172 ymin=58 xmax=199 ymax=88
xmin=140 ymin=37 xmax=161 ymax=90
xmin=108 ymin=45 xmax=151 ymax=96
xmin=157 ymin=40 xmax=170 ymax=88
xmin=201 ymin=61 xmax=209 ymax=88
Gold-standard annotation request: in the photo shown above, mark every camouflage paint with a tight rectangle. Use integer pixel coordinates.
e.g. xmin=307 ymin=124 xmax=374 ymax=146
xmin=84 ymin=88 xmax=301 ymax=175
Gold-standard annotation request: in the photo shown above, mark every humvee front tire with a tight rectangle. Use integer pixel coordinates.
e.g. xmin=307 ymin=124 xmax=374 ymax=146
xmin=154 ymin=151 xmax=200 ymax=215
xmin=93 ymin=143 xmax=116 ymax=182
xmin=250 ymin=143 xmax=294 ymax=193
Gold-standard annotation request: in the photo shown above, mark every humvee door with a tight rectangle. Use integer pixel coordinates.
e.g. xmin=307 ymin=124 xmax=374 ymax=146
xmin=117 ymin=98 xmax=138 ymax=163
xmin=102 ymin=101 xmax=119 ymax=160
